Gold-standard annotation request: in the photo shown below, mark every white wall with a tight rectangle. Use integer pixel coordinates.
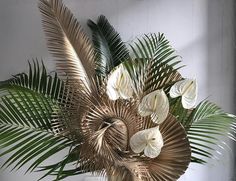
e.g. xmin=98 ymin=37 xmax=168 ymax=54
xmin=0 ymin=0 xmax=235 ymax=180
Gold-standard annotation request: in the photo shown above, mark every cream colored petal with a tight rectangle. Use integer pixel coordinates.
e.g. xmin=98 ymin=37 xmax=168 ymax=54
xmin=144 ymin=126 xmax=163 ymax=158
xmin=138 ymin=100 xmax=153 ymax=117
xmin=106 ymin=66 xmax=121 ymax=100
xmin=169 ymin=79 xmax=186 ymax=98
xmin=182 ymin=79 xmax=197 ymax=109
xmin=138 ymin=89 xmax=169 ymax=124
xmin=130 ymin=130 xmax=147 ymax=153
xmin=119 ymin=86 xmax=133 ymax=99
xmin=107 ymin=66 xmax=121 ymax=89
xmin=106 ymin=85 xmax=119 ymax=100
xmin=118 ymin=67 xmax=134 ymax=99
xmin=169 ymin=79 xmax=197 ymax=109
xmin=151 ymin=90 xmax=169 ymax=124
xmin=182 ymin=95 xmax=197 ymax=109
xmin=151 ymin=105 xmax=169 ymax=124
xmin=106 ymin=64 xmax=133 ymax=100
xmin=138 ymin=90 xmax=161 ymax=117
xmin=144 ymin=144 xmax=162 ymax=158
xmin=130 ymin=126 xmax=164 ymax=157
xmin=147 ymin=127 xmax=164 ymax=149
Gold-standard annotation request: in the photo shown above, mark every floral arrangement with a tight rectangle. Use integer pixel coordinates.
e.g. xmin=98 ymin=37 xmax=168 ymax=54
xmin=0 ymin=0 xmax=235 ymax=180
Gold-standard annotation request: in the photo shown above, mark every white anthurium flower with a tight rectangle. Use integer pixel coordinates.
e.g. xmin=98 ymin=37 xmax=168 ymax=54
xmin=106 ymin=64 xmax=133 ymax=100
xmin=130 ymin=126 xmax=164 ymax=158
xmin=169 ymin=79 xmax=198 ymax=109
xmin=138 ymin=89 xmax=169 ymax=124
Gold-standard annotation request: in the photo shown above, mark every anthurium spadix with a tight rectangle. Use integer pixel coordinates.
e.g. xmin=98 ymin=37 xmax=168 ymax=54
xmin=169 ymin=79 xmax=197 ymax=109
xmin=130 ymin=126 xmax=164 ymax=158
xmin=106 ymin=64 xmax=133 ymax=100
xmin=138 ymin=89 xmax=169 ymax=124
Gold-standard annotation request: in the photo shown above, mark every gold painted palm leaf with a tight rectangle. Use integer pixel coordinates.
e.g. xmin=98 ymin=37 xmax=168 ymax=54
xmin=106 ymin=115 xmax=191 ymax=181
xmin=39 ymin=0 xmax=96 ymax=93
xmin=0 ymin=0 xmax=235 ymax=181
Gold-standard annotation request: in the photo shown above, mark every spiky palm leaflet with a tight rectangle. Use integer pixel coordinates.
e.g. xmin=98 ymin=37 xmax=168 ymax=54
xmin=0 ymin=0 xmax=235 ymax=180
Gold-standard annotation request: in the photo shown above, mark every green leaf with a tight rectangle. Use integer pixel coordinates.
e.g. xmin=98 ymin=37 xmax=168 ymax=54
xmin=88 ymin=15 xmax=130 ymax=76
xmin=186 ymin=101 xmax=236 ymax=164
xmin=124 ymin=33 xmax=183 ymax=97
xmin=1 ymin=60 xmax=65 ymax=101
xmin=0 ymin=60 xmax=75 ymax=178
xmin=37 ymin=146 xmax=81 ymax=181
xmin=169 ymin=97 xmax=191 ymax=127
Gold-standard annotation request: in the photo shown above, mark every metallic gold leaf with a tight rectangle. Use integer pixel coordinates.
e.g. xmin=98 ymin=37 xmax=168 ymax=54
xmin=106 ymin=114 xmax=191 ymax=181
xmin=39 ymin=0 xmax=96 ymax=92
xmin=37 ymin=3 xmax=191 ymax=179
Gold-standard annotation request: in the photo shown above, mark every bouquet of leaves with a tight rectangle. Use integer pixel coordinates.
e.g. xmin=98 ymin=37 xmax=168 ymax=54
xmin=0 ymin=0 xmax=235 ymax=180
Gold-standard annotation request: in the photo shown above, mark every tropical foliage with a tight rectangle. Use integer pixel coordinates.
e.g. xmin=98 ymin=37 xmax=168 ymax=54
xmin=0 ymin=0 xmax=235 ymax=180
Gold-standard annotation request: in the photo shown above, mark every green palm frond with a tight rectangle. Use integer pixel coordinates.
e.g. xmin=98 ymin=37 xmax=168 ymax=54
xmin=36 ymin=146 xmax=81 ymax=181
xmin=169 ymin=97 xmax=192 ymax=126
xmin=0 ymin=85 xmax=73 ymax=173
xmin=0 ymin=61 xmax=76 ymax=179
xmin=170 ymin=98 xmax=236 ymax=164
xmin=35 ymin=143 xmax=93 ymax=181
xmin=1 ymin=60 xmax=64 ymax=100
xmin=125 ymin=33 xmax=183 ymax=97
xmin=88 ymin=15 xmax=130 ymax=77
xmin=0 ymin=60 xmax=67 ymax=131
xmin=186 ymin=101 xmax=236 ymax=163
xmin=0 ymin=1 xmax=236 ymax=178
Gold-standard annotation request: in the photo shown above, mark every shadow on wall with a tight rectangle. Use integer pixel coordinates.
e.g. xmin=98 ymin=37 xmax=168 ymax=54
xmin=207 ymin=0 xmax=235 ymax=180
xmin=64 ymin=0 xmax=140 ymax=37
xmin=0 ymin=0 xmax=236 ymax=181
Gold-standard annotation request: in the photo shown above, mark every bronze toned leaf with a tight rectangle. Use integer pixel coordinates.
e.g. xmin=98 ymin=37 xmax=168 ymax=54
xmin=77 ymin=99 xmax=143 ymax=173
xmin=38 ymin=0 xmax=96 ymax=91
xmin=106 ymin=114 xmax=191 ymax=181
xmin=0 ymin=0 xmax=235 ymax=179
xmin=146 ymin=114 xmax=191 ymax=180
xmin=75 ymin=93 xmax=190 ymax=181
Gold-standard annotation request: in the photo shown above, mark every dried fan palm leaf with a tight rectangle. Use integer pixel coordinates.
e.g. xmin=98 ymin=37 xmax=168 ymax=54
xmin=1 ymin=1 xmax=235 ymax=180
xmin=147 ymin=114 xmax=191 ymax=180
xmin=79 ymin=99 xmax=140 ymax=154
xmin=75 ymin=93 xmax=191 ymax=181
xmin=104 ymin=114 xmax=191 ymax=181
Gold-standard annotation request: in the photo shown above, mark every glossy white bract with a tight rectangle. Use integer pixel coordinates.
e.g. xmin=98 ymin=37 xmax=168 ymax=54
xmin=170 ymin=79 xmax=197 ymax=109
xmin=138 ymin=89 xmax=169 ymax=124
xmin=130 ymin=126 xmax=164 ymax=158
xmin=106 ymin=64 xmax=134 ymax=100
